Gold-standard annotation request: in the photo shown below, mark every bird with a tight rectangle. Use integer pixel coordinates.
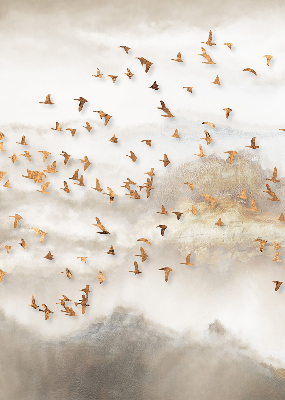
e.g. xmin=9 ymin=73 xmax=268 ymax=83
xmin=136 ymin=57 xmax=153 ymax=73
xmin=74 ymin=97 xmax=88 ymax=112
xmin=39 ymin=94 xmax=54 ymax=104
xmin=61 ymin=268 xmax=72 ymax=279
xmin=19 ymin=238 xmax=28 ymax=249
xmin=263 ymin=184 xmax=280 ymax=201
xmin=272 ymin=281 xmax=282 ymax=291
xmin=223 ymin=108 xmax=232 ymax=119
xmin=93 ymin=110 xmax=112 ymax=126
xmin=3 ymin=179 xmax=10 ymax=188
xmin=243 ymin=68 xmax=257 ymax=75
xmin=80 ymin=156 xmax=91 ymax=171
xmin=31 ymin=228 xmax=47 ymax=242
xmin=60 ymin=181 xmax=71 ymax=193
xmin=109 ymin=134 xmax=118 ymax=143
xmin=190 ymin=205 xmax=198 ymax=215
xmin=272 ymin=252 xmax=282 ymax=262
xmin=200 ymin=130 xmax=213 ymax=145
xmin=225 ymin=151 xmax=237 ymax=165
xmin=194 ymin=144 xmax=205 ymax=158
xmin=198 ymin=47 xmax=215 ymax=64
xmin=119 ymin=45 xmax=131 ymax=53
xmin=202 ymin=30 xmax=216 ymax=46
xmin=2 ymin=245 xmax=12 ymax=253
xmin=202 ymin=121 xmax=215 ymax=128
xmin=129 ymin=261 xmax=142 ymax=275
xmin=0 ymin=132 xmax=4 ymax=140
xmin=37 ymin=182 xmax=50 ymax=194
xmin=22 ymin=170 xmax=47 ymax=183
xmin=0 ymin=171 xmax=6 ymax=181
xmin=184 ymin=182 xmax=194 ymax=190
xmin=159 ymin=154 xmax=170 ymax=167
xmin=80 ymin=285 xmax=91 ymax=296
xmin=144 ymin=168 xmax=155 ymax=178
xmin=38 ymin=151 xmax=51 ymax=162
xmin=9 ymin=214 xmax=22 ymax=228
xmin=66 ymin=128 xmax=76 ymax=137
xmin=200 ymin=194 xmax=217 ymax=210
xmin=157 ymin=225 xmax=167 ymax=236
xmin=96 ymin=271 xmax=105 ymax=284
xmin=237 ymin=189 xmax=247 ymax=199
xmin=125 ymin=68 xmax=134 ymax=79
xmin=44 ymin=251 xmax=53 ymax=260
xmin=51 ymin=122 xmax=62 ymax=131
xmin=267 ymin=167 xmax=280 ymax=183
xmin=74 ymin=175 xmax=85 ymax=186
xmin=106 ymin=245 xmax=115 ymax=255
xmin=43 ymin=161 xmax=58 ymax=173
xmin=141 ymin=140 xmax=152 ymax=146
xmin=172 ymin=211 xmax=183 ymax=220
xmin=20 ymin=151 xmax=31 ymax=161
xmin=39 ymin=304 xmax=54 ymax=320
xmin=158 ymin=100 xmax=175 ymax=118
xmin=135 ymin=247 xmax=148 ymax=262
xmin=16 ymin=135 xmax=28 ymax=145
xmin=69 ymin=169 xmax=79 ymax=181
xmin=180 ymin=254 xmax=194 ymax=266
xmin=255 ymin=239 xmax=267 ymax=252
xmin=171 ymin=52 xmax=183 ymax=62
xmin=108 ymin=75 xmax=118 ymax=83
xmin=278 ymin=213 xmax=285 ymax=221
xmin=0 ymin=142 xmax=6 ymax=152
xmin=263 ymin=55 xmax=272 ymax=66
xmin=92 ymin=68 xmax=103 ymax=78
xmin=246 ymin=137 xmax=259 ymax=149
xmin=77 ymin=257 xmax=87 ymax=263
xmin=83 ymin=122 xmax=93 ymax=132
xmin=224 ymin=43 xmax=233 ymax=49
xmin=91 ymin=178 xmax=103 ymax=192
xmin=159 ymin=267 xmax=173 ymax=282
xmin=60 ymin=151 xmax=71 ymax=165
xmin=247 ymin=199 xmax=260 ymax=211
xmin=172 ymin=129 xmax=180 ymax=138
xmin=126 ymin=151 xmax=137 ymax=162
xmin=212 ymin=75 xmax=221 ymax=85
xmin=183 ymin=87 xmax=193 ymax=93
xmin=0 ymin=269 xmax=6 ymax=282
xmin=137 ymin=238 xmax=151 ymax=245
xmin=29 ymin=295 xmax=39 ymax=309
xmin=103 ymin=187 xmax=118 ymax=203
xmin=93 ymin=217 xmax=110 ymax=234
xmin=271 ymin=241 xmax=281 ymax=251
xmin=74 ymin=294 xmax=89 ymax=314
xmin=215 ymin=218 xmax=224 ymax=226
xmin=9 ymin=153 xmax=18 ymax=163
xmin=149 ymin=81 xmax=159 ymax=90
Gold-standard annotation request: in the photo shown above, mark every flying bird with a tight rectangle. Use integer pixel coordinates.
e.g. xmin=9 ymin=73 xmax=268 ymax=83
xmin=69 ymin=169 xmax=79 ymax=181
xmin=0 ymin=142 xmax=6 ymax=152
xmin=3 ymin=179 xmax=10 ymax=188
xmin=129 ymin=261 xmax=142 ymax=275
xmin=271 ymin=241 xmax=281 ymax=251
xmin=108 ymin=75 xmax=118 ymax=83
xmin=66 ymin=128 xmax=76 ymax=137
xmin=278 ymin=213 xmax=285 ymax=221
xmin=136 ymin=57 xmax=153 ymax=73
xmin=202 ymin=121 xmax=215 ymax=128
xmin=272 ymin=281 xmax=282 ymax=291
xmin=39 ymin=94 xmax=54 ymax=104
xmin=172 ymin=129 xmax=180 ymax=138
xmin=107 ymin=245 xmax=115 ymax=255
xmin=0 ymin=270 xmax=6 ymax=282
xmin=183 ymin=87 xmax=193 ymax=93
xmin=212 ymin=75 xmax=221 ymax=85
xmin=9 ymin=214 xmax=22 ymax=228
xmin=171 ymin=52 xmax=183 ymax=62
xmin=200 ymin=130 xmax=213 ymax=145
xmin=159 ymin=154 xmax=170 ymax=167
xmin=263 ymin=184 xmax=280 ymax=201
xmin=159 ymin=267 xmax=173 ymax=282
xmin=74 ymin=294 xmax=89 ymax=314
xmin=60 ymin=151 xmax=71 ymax=165
xmin=31 ymin=228 xmax=47 ymax=242
xmin=103 ymin=187 xmax=118 ymax=203
xmin=16 ymin=135 xmax=28 ymax=145
xmin=91 ymin=178 xmax=103 ymax=192
xmin=43 ymin=161 xmax=57 ymax=173
xmin=60 ymin=181 xmax=71 ymax=193
xmin=77 ymin=257 xmax=87 ymax=263
xmin=119 ymin=46 xmax=131 ymax=53
xmin=29 ymin=295 xmax=39 ymax=309
xmin=215 ymin=218 xmax=224 ymax=226
xmin=74 ymin=175 xmax=85 ymax=186
xmin=237 ymin=189 xmax=247 ymax=199
xmin=109 ymin=134 xmax=118 ymax=143
xmin=2 ymin=245 xmax=12 ymax=253
xmin=267 ymin=167 xmax=280 ymax=183
xmin=255 ymin=238 xmax=267 ymax=252
xmin=135 ymin=247 xmax=148 ymax=262
xmin=225 ymin=151 xmax=237 ymax=165
xmin=224 ymin=43 xmax=233 ymax=49
xmin=38 ymin=151 xmax=51 ymax=162
xmin=144 ymin=168 xmax=155 ymax=178
xmin=180 ymin=254 xmax=194 ymax=266
xmin=246 ymin=137 xmax=259 ymax=149
xmin=243 ymin=68 xmax=257 ymax=75
xmin=39 ymin=304 xmax=54 ymax=320
xmin=93 ymin=217 xmax=110 ymax=234
xmin=199 ymin=47 xmax=216 ymax=64
xmin=61 ymin=268 xmax=72 ymax=279
xmin=149 ymin=81 xmax=159 ymax=90
xmin=44 ymin=251 xmax=53 ymax=260
xmin=74 ymin=97 xmax=88 ymax=112
xmin=80 ymin=156 xmax=91 ymax=171
xmin=200 ymin=194 xmax=217 ymax=210
xmin=126 ymin=151 xmax=137 ymax=162
xmin=96 ymin=271 xmax=105 ymax=284
xmin=37 ymin=182 xmax=50 ymax=194
xmin=0 ymin=171 xmax=7 ymax=181
xmin=92 ymin=68 xmax=103 ymax=78
xmin=158 ymin=101 xmax=175 ymax=118
xmin=80 ymin=285 xmax=91 ymax=296
xmin=20 ymin=151 xmax=32 ymax=161
xmin=247 ymin=199 xmax=260 ymax=212
xmin=93 ymin=110 xmax=112 ymax=126
xmin=51 ymin=122 xmax=62 ymax=131
xmin=137 ymin=238 xmax=151 ymax=245
xmin=184 ymin=182 xmax=194 ymax=190
xmin=194 ymin=144 xmax=205 ymax=158
xmin=223 ymin=108 xmax=232 ymax=119
xmin=202 ymin=30 xmax=216 ymax=46
xmin=141 ymin=140 xmax=152 ymax=146
xmin=9 ymin=153 xmax=18 ymax=163
xmin=190 ymin=205 xmax=198 ymax=215
xmin=125 ymin=68 xmax=134 ymax=79
xmin=22 ymin=170 xmax=47 ymax=183
xmin=83 ymin=122 xmax=93 ymax=132
xmin=272 ymin=252 xmax=282 ymax=262
xmin=0 ymin=132 xmax=4 ymax=140
xmin=172 ymin=211 xmax=183 ymax=220
xmin=157 ymin=225 xmax=167 ymax=236
xmin=19 ymin=238 xmax=28 ymax=249
xmin=263 ymin=55 xmax=272 ymax=66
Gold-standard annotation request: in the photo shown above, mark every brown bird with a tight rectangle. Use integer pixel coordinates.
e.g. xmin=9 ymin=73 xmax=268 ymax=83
xmin=202 ymin=30 xmax=216 ymax=46
xmin=39 ymin=94 xmax=54 ymax=104
xmin=0 ymin=269 xmax=6 ymax=282
xmin=180 ymin=254 xmax=194 ymax=266
xmin=106 ymin=245 xmax=115 ymax=255
xmin=159 ymin=267 xmax=173 ymax=282
xmin=83 ymin=122 xmax=93 ymax=132
xmin=3 ymin=179 xmax=10 ymax=188
xmin=80 ymin=285 xmax=92 ymax=296
xmin=184 ymin=182 xmax=195 ymax=190
xmin=190 ymin=205 xmax=198 ymax=215
xmin=172 ymin=129 xmax=180 ymax=138
xmin=75 ymin=294 xmax=89 ymax=314
xmin=199 ymin=47 xmax=216 ymax=64
xmin=0 ymin=171 xmax=7 ymax=181
xmin=200 ymin=130 xmax=213 ymax=145
xmin=159 ymin=154 xmax=170 ymax=167
xmin=129 ymin=261 xmax=142 ymax=275
xmin=69 ymin=169 xmax=79 ymax=181
xmin=0 ymin=142 xmax=6 ymax=152
xmin=137 ymin=238 xmax=151 ymax=245
xmin=66 ymin=128 xmax=76 ymax=137
xmin=243 ymin=68 xmax=257 ymax=75
xmin=16 ymin=135 xmax=28 ymax=145
xmin=31 ymin=228 xmax=47 ymax=243
xmin=61 ymin=268 xmax=72 ymax=279
xmin=38 ymin=151 xmax=51 ymax=162
xmin=255 ymin=238 xmax=267 ymax=252
xmin=92 ymin=68 xmax=103 ymax=78
xmin=37 ymin=182 xmax=50 ymax=194
xmin=74 ymin=175 xmax=85 ymax=186
xmin=263 ymin=184 xmax=280 ymax=201
xmin=246 ymin=199 xmax=260 ymax=211
xmin=93 ymin=217 xmax=110 ymax=234
xmin=202 ymin=121 xmax=215 ymax=128
xmin=109 ymin=134 xmax=118 ymax=143
xmin=144 ymin=168 xmax=155 ymax=178
xmin=43 ymin=161 xmax=57 ymax=173
xmin=141 ymin=140 xmax=152 ymax=147
xmin=271 ymin=241 xmax=281 ymax=251
xmin=136 ymin=57 xmax=153 ymax=73
xmin=237 ymin=189 xmax=247 ymax=199
xmin=91 ymin=178 xmax=103 ymax=193
xmin=125 ymin=68 xmax=134 ymax=79
xmin=21 ymin=151 xmax=31 ymax=161
xmin=29 ymin=295 xmax=39 ymax=309
xmin=215 ymin=218 xmax=224 ymax=226
xmin=9 ymin=153 xmax=18 ymax=163
xmin=272 ymin=252 xmax=282 ymax=262
xmin=19 ymin=238 xmax=28 ymax=249
xmin=119 ymin=45 xmax=131 ymax=54
xmin=224 ymin=43 xmax=233 ymax=49
xmin=171 ymin=52 xmax=183 ymax=62
xmin=225 ymin=151 xmax=237 ymax=165
xmin=200 ymin=194 xmax=217 ymax=210
xmin=93 ymin=110 xmax=112 ymax=126
xmin=74 ymin=96 xmax=88 ymax=112
xmin=212 ymin=75 xmax=221 ymax=85
xmin=103 ymin=187 xmax=118 ymax=203
xmin=183 ymin=87 xmax=193 ymax=93
xmin=267 ymin=167 xmax=280 ymax=183
xmin=272 ymin=281 xmax=282 ymax=291
xmin=263 ymin=55 xmax=273 ymax=66
xmin=39 ymin=304 xmax=54 ymax=320
xmin=246 ymin=137 xmax=259 ymax=149
xmin=135 ymin=247 xmax=148 ymax=262
xmin=172 ymin=211 xmax=183 ymax=220
xmin=60 ymin=151 xmax=71 ymax=165
xmin=108 ymin=75 xmax=118 ymax=83
xmin=77 ymin=257 xmax=87 ymax=263
xmin=80 ymin=156 xmax=91 ymax=171
xmin=157 ymin=225 xmax=167 ymax=236
xmin=22 ymin=170 xmax=47 ymax=183
xmin=0 ymin=132 xmax=4 ymax=140
xmin=126 ymin=151 xmax=137 ymax=162
xmin=9 ymin=214 xmax=22 ymax=228
xmin=149 ymin=81 xmax=159 ymax=90
xmin=194 ymin=144 xmax=205 ymax=158
xmin=2 ymin=245 xmax=12 ymax=253
xmin=158 ymin=100 xmax=175 ymax=118
xmin=60 ymin=181 xmax=71 ymax=193
xmin=223 ymin=108 xmax=232 ymax=119
xmin=44 ymin=251 xmax=53 ymax=260
xmin=96 ymin=271 xmax=105 ymax=284
xmin=278 ymin=213 xmax=285 ymax=221
xmin=51 ymin=122 xmax=62 ymax=131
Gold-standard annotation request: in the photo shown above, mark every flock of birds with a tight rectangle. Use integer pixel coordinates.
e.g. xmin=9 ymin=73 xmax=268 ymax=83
xmin=1 ymin=30 xmax=284 ymax=320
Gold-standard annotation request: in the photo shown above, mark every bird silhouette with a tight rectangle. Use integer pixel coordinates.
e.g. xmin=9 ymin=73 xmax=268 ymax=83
xmin=263 ymin=184 xmax=280 ymax=201
xmin=60 ymin=181 xmax=71 ymax=193
xmin=96 ymin=271 xmax=105 ymax=284
xmin=74 ymin=294 xmax=89 ymax=314
xmin=237 ymin=189 xmax=247 ymax=199
xmin=29 ymin=295 xmax=39 ymax=309
xmin=263 ymin=55 xmax=272 ymax=66
xmin=202 ymin=121 xmax=215 ymax=128
xmin=60 ymin=151 xmax=71 ymax=165
xmin=267 ymin=167 xmax=280 ymax=183
xmin=183 ymin=87 xmax=193 ymax=93
xmin=119 ymin=46 xmax=131 ymax=53
xmin=141 ymin=140 xmax=152 ymax=146
xmin=190 ymin=205 xmax=198 ymax=215
xmin=69 ymin=169 xmax=79 ymax=181
xmin=21 ymin=151 xmax=31 ymax=161
xmin=181 ymin=253 xmax=194 ymax=266
xmin=9 ymin=153 xmax=18 ymax=163
xmin=212 ymin=75 xmax=221 ymax=85
xmin=108 ymin=75 xmax=118 ymax=83
xmin=2 ymin=245 xmax=12 ymax=253
xmin=61 ymin=268 xmax=72 ymax=279
xmin=43 ymin=161 xmax=57 ymax=173
xmin=144 ymin=168 xmax=155 ymax=178
xmin=37 ymin=182 xmax=50 ymax=194
xmin=223 ymin=108 xmax=232 ymax=119
xmin=106 ymin=245 xmax=115 ymax=255
xmin=199 ymin=47 xmax=215 ymax=64
xmin=66 ymin=128 xmax=76 ymax=137
xmin=22 ymin=170 xmax=47 ymax=183
xmin=0 ymin=269 xmax=6 ymax=282
xmin=137 ymin=238 xmax=151 ymax=245
xmin=16 ymin=135 xmax=28 ymax=145
xmin=31 ymin=227 xmax=47 ymax=243
xmin=200 ymin=130 xmax=213 ymax=145
xmin=93 ymin=110 xmax=112 ymax=126
xmin=74 ymin=175 xmax=85 ymax=186
xmin=77 ymin=257 xmax=87 ymax=263
xmin=272 ymin=252 xmax=282 ymax=262
xmin=158 ymin=100 xmax=175 ymax=118
xmin=38 ymin=151 xmax=51 ymax=162
xmin=80 ymin=285 xmax=91 ymax=296
xmin=172 ymin=129 xmax=180 ymax=138
xmin=92 ymin=68 xmax=103 ymax=78
xmin=157 ymin=225 xmax=167 ymax=236
xmin=9 ymin=214 xmax=22 ymax=228
xmin=0 ymin=171 xmax=7 ymax=181
xmin=172 ymin=211 xmax=183 ymax=220
xmin=200 ymin=194 xmax=217 ymax=210
xmin=129 ymin=261 xmax=142 ymax=275
xmin=278 ymin=213 xmax=285 ymax=221
xmin=0 ymin=132 xmax=4 ymax=140
xmin=91 ymin=178 xmax=103 ymax=192
xmin=272 ymin=281 xmax=282 ymax=291
xmin=51 ymin=122 xmax=62 ymax=131
xmin=215 ymin=218 xmax=224 ymax=226
xmin=224 ymin=43 xmax=233 ymax=49
xmin=125 ymin=68 xmax=134 ymax=79
xmin=126 ymin=151 xmax=137 ymax=162
xmin=74 ymin=97 xmax=88 ymax=112
xmin=171 ymin=52 xmax=183 ymax=62
xmin=271 ymin=241 xmax=281 ymax=250
xmin=255 ymin=239 xmax=267 ymax=252
xmin=136 ymin=57 xmax=153 ymax=72
xmin=247 ymin=199 xmax=260 ymax=212
xmin=83 ymin=122 xmax=93 ymax=132
xmin=246 ymin=137 xmax=259 ymax=149
xmin=19 ymin=238 xmax=28 ymax=249
xmin=135 ymin=247 xmax=148 ymax=262
xmin=80 ymin=156 xmax=91 ymax=171
xmin=93 ymin=217 xmax=110 ymax=234
xmin=44 ymin=251 xmax=53 ymax=260
xmin=3 ymin=179 xmax=10 ymax=188
xmin=0 ymin=142 xmax=6 ymax=152
xmin=39 ymin=304 xmax=54 ymax=320
xmin=243 ymin=68 xmax=257 ymax=75
xmin=194 ymin=144 xmax=205 ymax=158
xmin=39 ymin=94 xmax=54 ymax=104
xmin=225 ymin=151 xmax=237 ymax=165
xmin=202 ymin=30 xmax=216 ymax=46
xmin=103 ymin=187 xmax=118 ymax=203
xmin=149 ymin=81 xmax=159 ymax=90
xmin=184 ymin=182 xmax=194 ymax=190
xmin=109 ymin=134 xmax=118 ymax=143
xmin=159 ymin=154 xmax=170 ymax=167
xmin=159 ymin=267 xmax=173 ymax=282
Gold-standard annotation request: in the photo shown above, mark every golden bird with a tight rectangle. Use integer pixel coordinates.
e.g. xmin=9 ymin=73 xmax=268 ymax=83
xmin=0 ymin=171 xmax=7 ymax=181
xmin=108 ymin=75 xmax=118 ymax=83
xmin=212 ymin=75 xmax=221 ymax=85
xmin=129 ymin=261 xmax=142 ymax=275
xmin=43 ymin=161 xmax=57 ymax=173
xmin=225 ymin=151 xmax=237 ymax=165
xmin=21 ymin=151 xmax=32 ymax=161
xmin=126 ymin=151 xmax=137 ymax=162
xmin=184 ymin=182 xmax=194 ymax=190
xmin=200 ymin=130 xmax=213 ymax=145
xmin=22 ymin=170 xmax=47 ymax=183
xmin=19 ymin=238 xmax=28 ymax=249
xmin=38 ymin=151 xmax=51 ymax=162
xmin=44 ymin=251 xmax=53 ymax=260
xmin=136 ymin=57 xmax=153 ymax=73
xmin=278 ymin=213 xmax=285 ymax=221
xmin=224 ymin=43 xmax=233 ymax=49
xmin=267 ymin=167 xmax=280 ymax=183
xmin=93 ymin=110 xmax=112 ymax=126
xmin=66 ymin=128 xmax=76 ymax=137
xmin=29 ymin=295 xmax=39 ymax=309
xmin=9 ymin=214 xmax=23 ymax=228
xmin=91 ymin=178 xmax=103 ymax=192
xmin=107 ymin=245 xmax=115 ymax=255
xmin=149 ymin=81 xmax=159 ymax=90
xmin=74 ymin=294 xmax=89 ymax=314
xmin=246 ymin=137 xmax=259 ymax=149
xmin=0 ymin=142 xmax=6 ymax=152
xmin=92 ymin=68 xmax=103 ymax=78
xmin=215 ymin=218 xmax=224 ymax=226
xmin=31 ymin=228 xmax=47 ymax=243
xmin=61 ymin=268 xmax=72 ymax=279
xmin=159 ymin=154 xmax=170 ymax=167
xmin=77 ymin=257 xmax=87 ymax=263
xmin=194 ymin=144 xmax=205 ymax=158
xmin=255 ymin=238 xmax=267 ymax=252
xmin=159 ymin=267 xmax=173 ymax=282
xmin=141 ymin=140 xmax=152 ymax=146
xmin=271 ymin=241 xmax=281 ymax=251
xmin=74 ymin=97 xmax=88 ymax=112
xmin=3 ymin=179 xmax=10 ymax=188
xmin=80 ymin=156 xmax=91 ymax=171
xmin=74 ymin=175 xmax=85 ymax=186
xmin=272 ymin=252 xmax=282 ymax=262
xmin=183 ymin=87 xmax=193 ymax=93
xmin=200 ymin=194 xmax=217 ymax=210
xmin=172 ymin=129 xmax=180 ymax=138
xmin=60 ymin=181 xmax=71 ymax=193
xmin=144 ymin=168 xmax=155 ymax=178
xmin=157 ymin=225 xmax=167 ymax=236
xmin=96 ymin=271 xmax=105 ymax=284
xmin=263 ymin=55 xmax=272 ymax=66
xmin=39 ymin=304 xmax=54 ymax=320
xmin=69 ymin=169 xmax=79 ymax=181
xmin=16 ymin=135 xmax=28 ymax=145
xmin=180 ymin=254 xmax=194 ymax=266
xmin=171 ymin=52 xmax=183 ymax=62
xmin=93 ymin=217 xmax=110 ymax=234
xmin=9 ymin=153 xmax=18 ymax=163
xmin=60 ymin=151 xmax=71 ymax=165
xmin=223 ymin=108 xmax=232 ymax=119
xmin=109 ymin=134 xmax=118 ymax=143
xmin=39 ymin=94 xmax=54 ymax=104
xmin=243 ymin=68 xmax=257 ymax=75
xmin=125 ymin=68 xmax=134 ymax=79
xmin=37 ymin=182 xmax=50 ymax=194
xmin=51 ymin=122 xmax=62 ymax=131
xmin=247 ymin=199 xmax=260 ymax=212
xmin=190 ymin=205 xmax=198 ymax=215
xmin=202 ymin=30 xmax=216 ymax=46
xmin=0 ymin=269 xmax=6 ymax=282
xmin=199 ymin=47 xmax=216 ymax=64
xmin=202 ymin=121 xmax=215 ymax=128
xmin=103 ymin=187 xmax=118 ymax=203
xmin=137 ymin=238 xmax=151 ymax=245
xmin=135 ymin=247 xmax=148 ymax=262
xmin=272 ymin=281 xmax=282 ymax=291
xmin=172 ymin=211 xmax=183 ymax=220
xmin=2 ymin=245 xmax=12 ymax=253
xmin=119 ymin=45 xmax=131 ymax=53
xmin=0 ymin=132 xmax=4 ymax=140
xmin=158 ymin=100 xmax=175 ymax=118
xmin=263 ymin=184 xmax=280 ymax=201
xmin=237 ymin=189 xmax=247 ymax=199
xmin=83 ymin=122 xmax=93 ymax=132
